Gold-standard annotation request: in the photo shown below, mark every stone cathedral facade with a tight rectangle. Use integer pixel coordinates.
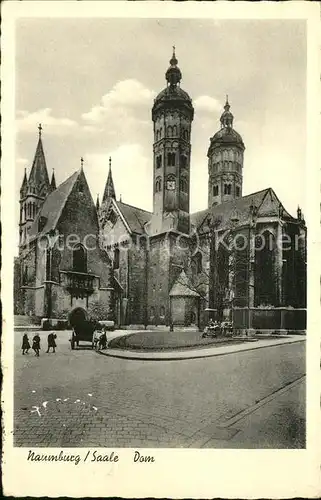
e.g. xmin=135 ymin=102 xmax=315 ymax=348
xmin=15 ymin=50 xmax=307 ymax=332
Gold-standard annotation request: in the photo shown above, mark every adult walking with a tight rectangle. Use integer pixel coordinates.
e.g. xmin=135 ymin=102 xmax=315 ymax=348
xmin=46 ymin=332 xmax=57 ymax=353
xmin=21 ymin=334 xmax=30 ymax=355
xmin=32 ymin=334 xmax=41 ymax=357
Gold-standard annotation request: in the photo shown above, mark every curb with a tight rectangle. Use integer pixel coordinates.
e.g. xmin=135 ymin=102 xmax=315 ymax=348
xmin=98 ymin=337 xmax=305 ymax=361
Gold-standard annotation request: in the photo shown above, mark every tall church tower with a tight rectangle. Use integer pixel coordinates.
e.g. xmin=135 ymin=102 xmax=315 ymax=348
xmin=207 ymin=98 xmax=245 ymax=207
xmin=149 ymin=48 xmax=194 ymax=235
xmin=19 ymin=124 xmax=52 ymax=246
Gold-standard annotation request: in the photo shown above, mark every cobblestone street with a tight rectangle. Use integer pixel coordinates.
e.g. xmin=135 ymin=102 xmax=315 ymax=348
xmin=14 ymin=330 xmax=305 ymax=448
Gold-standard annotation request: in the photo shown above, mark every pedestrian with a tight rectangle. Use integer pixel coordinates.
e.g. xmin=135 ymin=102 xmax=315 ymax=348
xmin=21 ymin=333 xmax=30 ymax=355
xmin=46 ymin=332 xmax=57 ymax=353
xmin=32 ymin=334 xmax=41 ymax=357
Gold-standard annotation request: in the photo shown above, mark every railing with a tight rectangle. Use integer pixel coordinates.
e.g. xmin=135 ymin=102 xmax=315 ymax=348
xmin=62 ymin=270 xmax=95 ymax=298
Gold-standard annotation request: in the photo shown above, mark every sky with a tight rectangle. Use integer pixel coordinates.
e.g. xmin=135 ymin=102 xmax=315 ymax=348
xmin=15 ymin=18 xmax=307 ymax=231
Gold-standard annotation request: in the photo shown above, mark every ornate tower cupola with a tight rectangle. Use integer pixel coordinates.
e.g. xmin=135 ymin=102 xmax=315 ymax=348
xmin=19 ymin=124 xmax=51 ymax=247
xmin=207 ymin=97 xmax=245 ymax=208
xmin=150 ymin=48 xmax=194 ymax=236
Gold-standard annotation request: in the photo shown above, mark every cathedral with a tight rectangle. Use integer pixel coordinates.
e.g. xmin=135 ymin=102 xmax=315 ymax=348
xmin=15 ymin=49 xmax=307 ymax=333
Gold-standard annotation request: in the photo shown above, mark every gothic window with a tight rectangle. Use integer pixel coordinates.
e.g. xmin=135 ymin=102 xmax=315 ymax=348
xmin=45 ymin=248 xmax=51 ymax=281
xmin=167 ymin=152 xmax=176 ymax=166
xmin=183 ymin=129 xmax=189 ymax=140
xmin=109 ymin=210 xmax=117 ymax=226
xmin=180 ymin=155 xmax=187 ymax=168
xmin=72 ymin=244 xmax=87 ymax=273
xmin=180 ymin=177 xmax=188 ymax=193
xmin=228 ymin=161 xmax=233 ymax=171
xmin=213 ymin=185 xmax=219 ymax=196
xmin=172 ymin=125 xmax=177 ymax=137
xmin=156 ymin=155 xmax=162 ymax=168
xmin=167 ymin=126 xmax=173 ymax=138
xmin=166 ymin=175 xmax=176 ymax=191
xmin=155 ymin=177 xmax=162 ymax=192
xmin=224 ymin=184 xmax=232 ymax=195
xmin=23 ymin=265 xmax=28 ymax=285
xmin=236 ymin=186 xmax=240 ymax=197
xmin=223 ymin=150 xmax=228 ymax=161
xmin=114 ymin=248 xmax=120 ymax=270
xmin=255 ymin=231 xmax=276 ymax=306
xmin=193 ymin=251 xmax=203 ymax=274
xmin=160 ymin=306 xmax=165 ymax=317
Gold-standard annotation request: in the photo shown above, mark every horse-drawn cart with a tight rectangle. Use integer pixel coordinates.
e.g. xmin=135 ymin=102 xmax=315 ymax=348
xmin=70 ymin=320 xmax=101 ymax=349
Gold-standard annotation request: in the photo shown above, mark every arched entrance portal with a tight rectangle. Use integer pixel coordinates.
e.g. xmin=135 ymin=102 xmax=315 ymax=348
xmin=69 ymin=307 xmax=87 ymax=328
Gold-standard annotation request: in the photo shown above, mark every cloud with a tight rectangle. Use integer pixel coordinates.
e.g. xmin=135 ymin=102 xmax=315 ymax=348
xmin=84 ymin=143 xmax=152 ymax=211
xmin=16 ymin=108 xmax=79 ymax=135
xmin=82 ymin=79 xmax=156 ymax=124
xmin=194 ymin=95 xmax=222 ymax=114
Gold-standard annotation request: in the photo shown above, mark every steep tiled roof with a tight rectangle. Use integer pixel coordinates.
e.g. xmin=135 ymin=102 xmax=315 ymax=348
xmin=192 ymin=188 xmax=294 ymax=234
xmin=29 ymin=170 xmax=79 ymax=239
xmin=115 ymin=201 xmax=152 ymax=234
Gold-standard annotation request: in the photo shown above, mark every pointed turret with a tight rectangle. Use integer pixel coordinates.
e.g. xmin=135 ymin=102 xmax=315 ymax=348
xmin=20 ymin=168 xmax=28 ymax=197
xmin=50 ymin=169 xmax=56 ymax=190
xmin=28 ymin=124 xmax=50 ymax=197
xmin=96 ymin=193 xmax=100 ymax=211
xmin=102 ymin=157 xmax=116 ymax=202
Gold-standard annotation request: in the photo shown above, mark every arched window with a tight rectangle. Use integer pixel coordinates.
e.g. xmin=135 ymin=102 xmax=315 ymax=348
xmin=223 ymin=150 xmax=228 ymax=161
xmin=156 ymin=155 xmax=162 ymax=169
xmin=172 ymin=125 xmax=177 ymax=137
xmin=183 ymin=129 xmax=189 ymax=140
xmin=155 ymin=177 xmax=162 ymax=193
xmin=167 ymin=152 xmax=175 ymax=166
xmin=180 ymin=155 xmax=187 ymax=168
xmin=213 ymin=185 xmax=219 ymax=196
xmin=255 ymin=231 xmax=276 ymax=306
xmin=224 ymin=184 xmax=231 ymax=195
xmin=180 ymin=177 xmax=188 ymax=193
xmin=72 ymin=244 xmax=87 ymax=273
xmin=114 ymin=248 xmax=120 ymax=270
xmin=167 ymin=126 xmax=173 ymax=138
xmin=192 ymin=251 xmax=203 ymax=274
xmin=166 ymin=175 xmax=176 ymax=191
xmin=236 ymin=186 xmax=240 ymax=197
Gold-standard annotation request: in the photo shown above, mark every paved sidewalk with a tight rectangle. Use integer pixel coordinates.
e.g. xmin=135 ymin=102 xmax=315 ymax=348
xmin=101 ymin=334 xmax=305 ymax=360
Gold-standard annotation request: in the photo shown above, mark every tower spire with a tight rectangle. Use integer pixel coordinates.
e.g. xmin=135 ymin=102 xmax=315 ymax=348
xmin=166 ymin=46 xmax=182 ymax=87
xmin=102 ymin=156 xmax=116 ymax=202
xmin=80 ymin=157 xmax=84 ymax=171
xmin=28 ymin=124 xmax=50 ymax=196
xmin=220 ymin=96 xmax=234 ymax=128
xmin=96 ymin=193 xmax=100 ymax=211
